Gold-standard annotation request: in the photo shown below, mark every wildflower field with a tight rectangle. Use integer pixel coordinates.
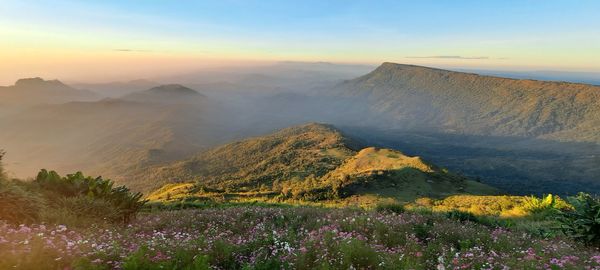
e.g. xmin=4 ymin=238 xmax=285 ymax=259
xmin=1 ymin=206 xmax=599 ymax=270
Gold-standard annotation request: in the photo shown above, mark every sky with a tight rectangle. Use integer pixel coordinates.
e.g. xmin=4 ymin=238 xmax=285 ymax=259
xmin=1 ymin=0 xmax=599 ymax=84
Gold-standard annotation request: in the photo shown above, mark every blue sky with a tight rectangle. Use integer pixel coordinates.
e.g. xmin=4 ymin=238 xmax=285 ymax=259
xmin=1 ymin=0 xmax=599 ymax=83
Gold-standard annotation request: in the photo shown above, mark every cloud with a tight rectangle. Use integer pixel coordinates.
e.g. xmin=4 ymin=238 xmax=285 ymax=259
xmin=406 ymin=55 xmax=489 ymax=60
xmin=112 ymin=49 xmax=153 ymax=52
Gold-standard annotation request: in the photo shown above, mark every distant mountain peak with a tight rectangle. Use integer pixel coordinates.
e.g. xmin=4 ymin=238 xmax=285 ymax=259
xmin=128 ymin=79 xmax=155 ymax=84
xmin=121 ymin=84 xmax=205 ymax=104
xmin=146 ymin=84 xmax=201 ymax=95
xmin=276 ymin=122 xmax=337 ymax=134
xmin=14 ymin=77 xmax=68 ymax=88
xmin=373 ymin=62 xmax=451 ymax=74
xmin=15 ymin=77 xmax=44 ymax=85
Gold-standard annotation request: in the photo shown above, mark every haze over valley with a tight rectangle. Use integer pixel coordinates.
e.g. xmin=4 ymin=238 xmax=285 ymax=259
xmin=2 ymin=61 xmax=599 ymax=196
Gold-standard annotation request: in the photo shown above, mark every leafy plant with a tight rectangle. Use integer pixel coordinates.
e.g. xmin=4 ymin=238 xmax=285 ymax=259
xmin=375 ymin=203 xmax=405 ymax=214
xmin=557 ymin=193 xmax=600 ymax=246
xmin=446 ymin=210 xmax=478 ymax=223
xmin=34 ymin=169 xmax=147 ymax=224
xmin=523 ymin=194 xmax=565 ymax=213
xmin=0 ymin=152 xmax=46 ymax=223
xmin=42 ymin=195 xmax=120 ymax=226
xmin=0 ymin=180 xmax=45 ymax=223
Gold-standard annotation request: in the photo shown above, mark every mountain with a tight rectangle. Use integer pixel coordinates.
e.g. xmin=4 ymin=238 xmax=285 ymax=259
xmin=122 ymin=84 xmax=206 ymax=104
xmin=130 ymin=123 xmax=358 ymax=191
xmin=456 ymin=69 xmax=600 ymax=86
xmin=139 ymin=123 xmax=497 ymax=202
xmin=322 ymin=63 xmax=600 ymax=195
xmin=0 ymin=78 xmax=98 ymax=107
xmin=71 ymin=79 xmax=158 ymax=98
xmin=0 ymin=94 xmax=230 ymax=181
xmin=332 ymin=63 xmax=600 ymax=143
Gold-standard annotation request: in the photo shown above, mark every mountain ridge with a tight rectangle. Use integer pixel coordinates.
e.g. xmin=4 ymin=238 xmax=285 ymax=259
xmin=137 ymin=123 xmax=498 ymax=203
xmin=332 ymin=62 xmax=600 ymax=143
xmin=122 ymin=84 xmax=206 ymax=104
xmin=0 ymin=77 xmax=98 ymax=107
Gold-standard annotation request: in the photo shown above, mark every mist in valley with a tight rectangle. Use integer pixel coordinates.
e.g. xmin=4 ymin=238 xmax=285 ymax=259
xmin=0 ymin=61 xmax=598 ymax=196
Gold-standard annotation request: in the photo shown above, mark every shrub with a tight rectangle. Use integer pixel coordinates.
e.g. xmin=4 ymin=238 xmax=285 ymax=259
xmin=338 ymin=239 xmax=380 ymax=268
xmin=375 ymin=203 xmax=405 ymax=214
xmin=42 ymin=195 xmax=120 ymax=226
xmin=415 ymin=197 xmax=434 ymax=207
xmin=0 ymin=180 xmax=45 ymax=224
xmin=35 ymin=169 xmax=147 ymax=224
xmin=36 ymin=170 xmax=115 ymax=198
xmin=0 ymin=152 xmax=46 ymax=223
xmin=557 ymin=192 xmax=600 ymax=246
xmin=445 ymin=210 xmax=478 ymax=223
xmin=523 ymin=194 xmax=559 ymax=214
xmin=413 ymin=219 xmax=434 ymax=242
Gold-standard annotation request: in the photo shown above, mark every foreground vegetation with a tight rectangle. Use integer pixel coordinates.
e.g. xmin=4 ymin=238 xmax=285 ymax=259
xmin=2 ymin=152 xmax=600 ymax=269
xmin=0 ymin=159 xmax=145 ymax=226
xmin=1 ymin=206 xmax=599 ymax=270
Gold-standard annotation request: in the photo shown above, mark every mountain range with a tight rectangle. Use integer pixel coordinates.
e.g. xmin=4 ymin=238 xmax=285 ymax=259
xmin=0 ymin=62 xmax=598 ymax=196
xmin=0 ymin=81 xmax=231 ymax=180
xmin=0 ymin=78 xmax=98 ymax=116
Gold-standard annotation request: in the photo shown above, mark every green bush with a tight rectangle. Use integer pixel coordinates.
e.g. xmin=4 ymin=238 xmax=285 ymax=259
xmin=375 ymin=203 xmax=405 ymax=214
xmin=42 ymin=195 xmax=120 ymax=226
xmin=120 ymin=246 xmax=210 ymax=270
xmin=523 ymin=194 xmax=569 ymax=214
xmin=0 ymin=180 xmax=45 ymax=224
xmin=0 ymin=152 xmax=45 ymax=223
xmin=445 ymin=210 xmax=478 ymax=223
xmin=34 ymin=170 xmax=147 ymax=224
xmin=557 ymin=192 xmax=600 ymax=246
xmin=338 ymin=239 xmax=380 ymax=269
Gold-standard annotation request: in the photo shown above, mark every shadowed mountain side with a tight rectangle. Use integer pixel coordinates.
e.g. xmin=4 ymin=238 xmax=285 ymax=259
xmin=320 ymin=147 xmax=498 ymax=201
xmin=329 ymin=62 xmax=600 ymax=143
xmin=341 ymin=127 xmax=600 ymax=196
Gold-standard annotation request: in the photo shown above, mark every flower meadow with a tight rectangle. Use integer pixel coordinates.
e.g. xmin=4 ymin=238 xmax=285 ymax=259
xmin=1 ymin=206 xmax=599 ymax=270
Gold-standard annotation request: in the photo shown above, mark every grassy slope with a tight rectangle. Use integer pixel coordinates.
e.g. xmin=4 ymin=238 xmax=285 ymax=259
xmin=136 ymin=123 xmax=358 ymax=192
xmin=145 ymin=123 xmax=498 ymax=205
xmin=323 ymin=147 xmax=498 ymax=203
